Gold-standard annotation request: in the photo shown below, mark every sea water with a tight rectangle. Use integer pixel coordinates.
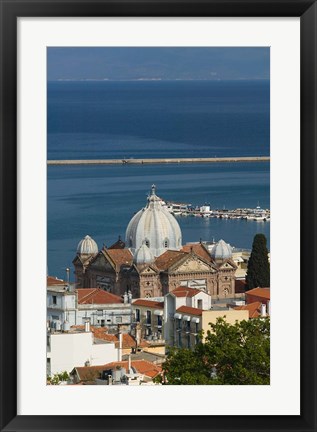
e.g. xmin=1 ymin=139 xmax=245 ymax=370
xmin=47 ymin=81 xmax=270 ymax=279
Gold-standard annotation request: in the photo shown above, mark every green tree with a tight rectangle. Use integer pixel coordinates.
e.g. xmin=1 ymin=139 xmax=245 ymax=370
xmin=156 ymin=317 xmax=270 ymax=385
xmin=246 ymin=233 xmax=270 ymax=289
xmin=47 ymin=371 xmax=70 ymax=385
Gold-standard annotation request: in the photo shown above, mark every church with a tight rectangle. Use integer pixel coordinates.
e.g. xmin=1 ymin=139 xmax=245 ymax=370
xmin=73 ymin=185 xmax=237 ymax=299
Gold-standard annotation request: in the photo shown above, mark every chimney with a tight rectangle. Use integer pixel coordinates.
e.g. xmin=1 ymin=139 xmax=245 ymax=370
xmin=128 ymin=354 xmax=132 ymax=374
xmin=128 ymin=290 xmax=132 ymax=304
xmin=85 ymin=320 xmax=90 ymax=332
xmin=118 ymin=328 xmax=122 ymax=361
xmin=267 ymin=300 xmax=271 ymax=316
xmin=65 ymin=267 xmax=70 ymax=290
xmin=261 ymin=303 xmax=267 ymax=317
xmin=136 ymin=322 xmax=141 ymax=347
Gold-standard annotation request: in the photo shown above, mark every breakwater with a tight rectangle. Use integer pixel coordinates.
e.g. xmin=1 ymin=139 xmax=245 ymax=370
xmin=47 ymin=156 xmax=269 ymax=166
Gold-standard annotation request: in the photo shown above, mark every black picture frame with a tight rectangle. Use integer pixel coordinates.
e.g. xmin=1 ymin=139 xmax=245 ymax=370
xmin=0 ymin=1 xmax=316 ymax=431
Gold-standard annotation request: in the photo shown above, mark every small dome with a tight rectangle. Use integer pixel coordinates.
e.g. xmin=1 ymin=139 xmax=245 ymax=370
xmin=77 ymin=235 xmax=98 ymax=256
xmin=133 ymin=242 xmax=155 ymax=265
xmin=211 ymin=239 xmax=232 ymax=260
xmin=125 ymin=185 xmax=182 ymax=257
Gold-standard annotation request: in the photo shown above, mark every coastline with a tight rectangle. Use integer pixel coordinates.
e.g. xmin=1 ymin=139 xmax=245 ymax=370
xmin=47 ymin=156 xmax=270 ymax=166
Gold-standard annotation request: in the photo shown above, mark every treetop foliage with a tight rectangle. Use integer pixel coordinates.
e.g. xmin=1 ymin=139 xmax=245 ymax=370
xmin=246 ymin=233 xmax=270 ymax=289
xmin=155 ymin=317 xmax=270 ymax=385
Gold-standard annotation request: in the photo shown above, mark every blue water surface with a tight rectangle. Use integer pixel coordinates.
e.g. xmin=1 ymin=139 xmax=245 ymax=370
xmin=48 ymin=80 xmax=270 ymax=160
xmin=47 ymin=80 xmax=270 ymax=279
xmin=47 ymin=162 xmax=270 ymax=279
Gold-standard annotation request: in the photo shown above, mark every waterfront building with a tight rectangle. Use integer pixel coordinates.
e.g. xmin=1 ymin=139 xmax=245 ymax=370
xmin=73 ymin=185 xmax=237 ymax=299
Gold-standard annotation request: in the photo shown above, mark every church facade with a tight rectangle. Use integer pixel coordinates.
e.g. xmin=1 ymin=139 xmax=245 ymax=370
xmin=73 ymin=185 xmax=237 ymax=299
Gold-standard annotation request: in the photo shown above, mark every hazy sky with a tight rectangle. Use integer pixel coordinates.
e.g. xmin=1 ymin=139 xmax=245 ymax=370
xmin=47 ymin=47 xmax=269 ymax=81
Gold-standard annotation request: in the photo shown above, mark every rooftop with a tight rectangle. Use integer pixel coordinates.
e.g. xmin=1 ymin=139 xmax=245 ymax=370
xmin=182 ymin=243 xmax=212 ymax=262
xmin=234 ymin=301 xmax=262 ymax=318
xmin=77 ymin=288 xmax=124 ymax=305
xmin=176 ymin=305 xmax=204 ymax=316
xmin=47 ymin=276 xmax=67 ymax=287
xmin=154 ymin=250 xmax=187 ymax=271
xmin=73 ymin=360 xmax=162 ymax=381
xmin=171 ymin=286 xmax=206 ymax=298
xmin=133 ymin=299 xmax=164 ymax=309
xmin=246 ymin=287 xmax=270 ymax=300
xmin=103 ymin=248 xmax=133 ymax=269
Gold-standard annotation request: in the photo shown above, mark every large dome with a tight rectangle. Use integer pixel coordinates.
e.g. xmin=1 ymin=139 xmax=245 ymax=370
xmin=77 ymin=235 xmax=98 ymax=256
xmin=126 ymin=185 xmax=182 ymax=257
xmin=211 ymin=239 xmax=232 ymax=260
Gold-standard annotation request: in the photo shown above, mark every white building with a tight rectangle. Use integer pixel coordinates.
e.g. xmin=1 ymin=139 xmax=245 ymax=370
xmin=164 ymin=286 xmax=212 ymax=346
xmin=47 ymin=276 xmax=133 ymax=330
xmin=47 ymin=325 xmax=117 ymax=376
xmin=163 ymin=285 xmax=248 ymax=349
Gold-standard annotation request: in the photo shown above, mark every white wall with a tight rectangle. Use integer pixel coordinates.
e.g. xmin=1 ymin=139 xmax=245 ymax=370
xmin=191 ymin=291 xmax=211 ymax=310
xmin=47 ymin=331 xmax=117 ymax=375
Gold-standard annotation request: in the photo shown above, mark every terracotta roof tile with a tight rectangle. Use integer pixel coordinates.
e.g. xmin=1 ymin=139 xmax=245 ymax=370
xmin=47 ymin=276 xmax=67 ymax=286
xmin=94 ymin=330 xmax=138 ymax=349
xmin=133 ymin=299 xmax=164 ymax=309
xmin=171 ymin=286 xmax=204 ymax=298
xmin=73 ymin=360 xmax=161 ymax=381
xmin=154 ymin=250 xmax=187 ymax=271
xmin=182 ymin=243 xmax=212 ymax=262
xmin=102 ymin=360 xmax=162 ymax=378
xmin=245 ymin=287 xmax=270 ymax=300
xmin=176 ymin=305 xmax=203 ymax=316
xmin=106 ymin=249 xmax=133 ymax=269
xmin=77 ymin=288 xmax=123 ymax=305
xmin=72 ymin=365 xmax=107 ymax=382
xmin=234 ymin=301 xmax=262 ymax=318
xmin=70 ymin=326 xmax=149 ymax=349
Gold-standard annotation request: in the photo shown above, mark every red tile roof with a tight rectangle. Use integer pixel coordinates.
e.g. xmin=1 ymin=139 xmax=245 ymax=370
xmin=245 ymin=287 xmax=270 ymax=300
xmin=106 ymin=249 xmax=133 ymax=269
xmin=176 ymin=305 xmax=203 ymax=316
xmin=94 ymin=330 xmax=148 ymax=349
xmin=77 ymin=288 xmax=123 ymax=305
xmin=171 ymin=286 xmax=204 ymax=298
xmin=47 ymin=276 xmax=67 ymax=286
xmin=72 ymin=365 xmax=108 ymax=382
xmin=182 ymin=243 xmax=212 ymax=262
xmin=234 ymin=301 xmax=262 ymax=318
xmin=74 ymin=360 xmax=162 ymax=381
xmin=154 ymin=250 xmax=187 ymax=271
xmin=102 ymin=360 xmax=162 ymax=378
xmin=70 ymin=326 xmax=149 ymax=349
xmin=133 ymin=299 xmax=164 ymax=309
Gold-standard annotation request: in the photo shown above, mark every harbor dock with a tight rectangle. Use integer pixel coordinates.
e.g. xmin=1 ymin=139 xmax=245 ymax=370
xmin=47 ymin=156 xmax=270 ymax=166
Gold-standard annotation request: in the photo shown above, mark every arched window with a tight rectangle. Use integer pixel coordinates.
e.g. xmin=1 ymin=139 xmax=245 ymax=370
xmin=163 ymin=238 xmax=169 ymax=248
xmin=145 ymin=239 xmax=150 ymax=247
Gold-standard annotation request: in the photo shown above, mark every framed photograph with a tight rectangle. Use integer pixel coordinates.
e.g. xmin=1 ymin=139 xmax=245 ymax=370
xmin=0 ymin=1 xmax=316 ymax=431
